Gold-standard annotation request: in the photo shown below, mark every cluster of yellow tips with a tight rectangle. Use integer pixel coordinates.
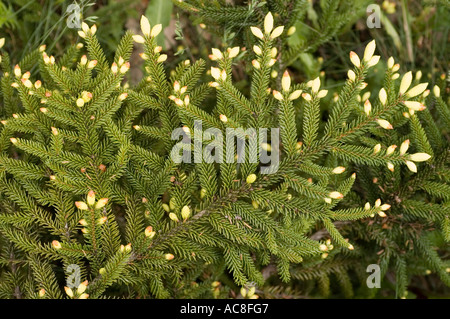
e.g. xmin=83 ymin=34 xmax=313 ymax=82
xmin=240 ymin=286 xmax=258 ymax=299
xmin=119 ymin=243 xmax=132 ymax=253
xmin=111 ymin=56 xmax=130 ymax=75
xmin=349 ymin=40 xmax=380 ymax=69
xmin=169 ymin=80 xmax=189 ymax=107
xmin=80 ymin=55 xmax=97 ymax=69
xmin=132 ymin=15 xmax=163 ymax=43
xmin=131 ymin=16 xmax=166 ymax=62
xmin=78 ymin=22 xmax=97 ymax=39
xmin=64 ymin=280 xmax=89 ymax=299
xmin=319 ymin=239 xmax=334 ymax=259
xmin=75 ymin=190 xmax=109 ymax=211
xmin=324 ymin=191 xmax=344 ymax=204
xmin=373 ymin=139 xmax=431 ymax=173
xmin=364 ymin=199 xmax=391 ymax=218
xmin=250 ymin=12 xmax=284 ymax=40
xmin=209 ymin=47 xmax=240 ymax=61
xmin=272 ymin=71 xmax=303 ymax=101
xmin=76 ymin=91 xmax=93 ymax=107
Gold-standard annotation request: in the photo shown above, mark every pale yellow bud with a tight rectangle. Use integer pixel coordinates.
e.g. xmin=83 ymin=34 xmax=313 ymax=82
xmin=264 ymin=12 xmax=274 ymax=34
xmin=78 ymin=293 xmax=89 ymax=299
xmin=272 ymin=90 xmax=283 ymax=101
xmin=363 ymin=40 xmax=376 ymax=62
xmin=90 ymin=24 xmax=97 ymax=35
xmin=211 ymin=48 xmax=223 ymax=60
xmin=270 ymin=26 xmax=284 ymax=39
xmin=140 ymin=15 xmax=151 ymax=36
xmin=132 ymin=35 xmax=145 ymax=43
xmin=311 ymin=77 xmax=321 ymax=93
xmin=324 ymin=198 xmax=332 ymax=204
xmin=387 ymin=162 xmax=395 ymax=172
xmin=289 ymin=90 xmax=302 ymax=100
xmin=349 ymin=51 xmax=360 ymax=67
xmin=120 ymin=62 xmax=130 ymax=74
xmin=181 ymin=206 xmax=191 ymax=220
xmin=220 ymin=70 xmax=227 ymax=81
xmin=118 ymin=93 xmax=128 ymax=101
xmin=364 ymin=100 xmax=372 ymax=116
xmin=75 ymin=201 xmax=89 ymax=210
xmin=250 ymin=27 xmax=264 ymax=39
xmin=403 ymin=101 xmax=426 ymax=111
xmin=364 ymin=202 xmax=371 ymax=210
xmin=246 ymin=174 xmax=257 ymax=184
xmin=329 ymin=191 xmax=343 ymax=199
xmin=302 ymin=93 xmax=312 ymax=101
xmin=406 ymin=83 xmax=428 ymax=98
xmin=52 ymin=240 xmax=62 ymax=249
xmin=77 ymin=280 xmax=88 ymax=295
xmin=211 ymin=67 xmax=221 ymax=80
xmin=95 ymin=198 xmax=109 ymax=209
xmin=64 ymin=287 xmax=74 ymax=298
xmin=145 ymin=226 xmax=156 ymax=238
xmin=21 ymin=79 xmax=32 ymax=88
xmin=228 ymin=47 xmax=240 ymax=58
xmin=253 ymin=45 xmax=262 ymax=55
xmin=14 ymin=65 xmax=21 ymax=77
xmin=157 ymin=54 xmax=167 ymax=63
xmin=219 ymin=114 xmax=228 ymax=123
xmin=376 ymin=119 xmax=393 ymax=130
xmin=332 ymin=166 xmax=346 ymax=174
xmin=282 ymin=71 xmax=291 ymax=92
xmin=399 ymin=71 xmax=412 ymax=95
xmin=409 ymin=153 xmax=431 ymax=162
xmin=399 ymin=139 xmax=410 ymax=155
xmin=386 ymin=145 xmax=397 ymax=155
xmin=375 ymin=198 xmax=381 ymax=207
xmin=162 ymin=203 xmax=170 ymax=212
xmin=380 ymin=204 xmax=391 ymax=211
xmin=433 ymin=85 xmax=440 ymax=97
xmin=347 ymin=70 xmax=356 ymax=82
xmin=111 ymin=62 xmax=118 ymax=74
xmin=39 ymin=289 xmax=46 ymax=297
xmin=169 ymin=212 xmax=179 ymax=222
xmin=287 ymin=26 xmax=296 ymax=36
xmin=387 ymin=57 xmax=395 ymax=69
xmin=379 ymin=88 xmax=387 ymax=105
xmin=271 ymin=47 xmax=279 ymax=58
xmin=165 ymin=253 xmax=174 ymax=260
xmin=362 ymin=92 xmax=371 ymax=102
xmin=151 ymin=24 xmax=162 ymax=38
xmin=0 ymin=38 xmax=4 ymax=49
xmin=252 ymin=60 xmax=261 ymax=69
xmin=76 ymin=98 xmax=85 ymax=107
xmin=367 ymin=55 xmax=380 ymax=68
xmin=79 ymin=219 xmax=88 ymax=226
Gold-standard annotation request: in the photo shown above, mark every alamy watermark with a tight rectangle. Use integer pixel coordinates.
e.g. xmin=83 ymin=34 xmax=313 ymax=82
xmin=66 ymin=264 xmax=81 ymax=289
xmin=66 ymin=4 xmax=82 ymax=29
xmin=366 ymin=264 xmax=381 ymax=288
xmin=170 ymin=120 xmax=280 ymax=174
xmin=366 ymin=4 xmax=381 ymax=29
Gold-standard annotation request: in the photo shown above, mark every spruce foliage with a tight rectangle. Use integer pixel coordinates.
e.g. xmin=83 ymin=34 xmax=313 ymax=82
xmin=0 ymin=0 xmax=448 ymax=299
